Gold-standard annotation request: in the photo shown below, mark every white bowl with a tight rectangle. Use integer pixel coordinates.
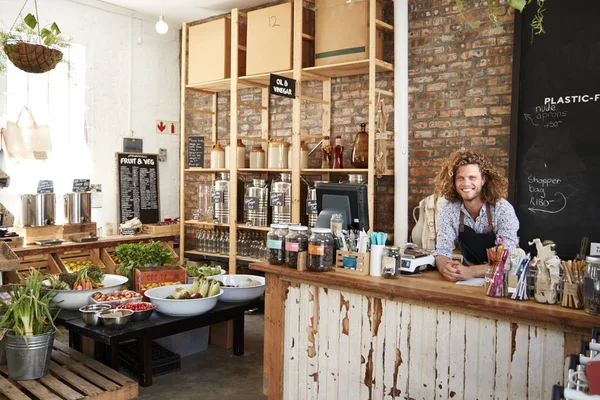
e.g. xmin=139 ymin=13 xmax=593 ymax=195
xmin=210 ymin=275 xmax=265 ymax=303
xmin=144 ymin=284 xmax=223 ymax=317
xmin=45 ymin=274 xmax=129 ymax=311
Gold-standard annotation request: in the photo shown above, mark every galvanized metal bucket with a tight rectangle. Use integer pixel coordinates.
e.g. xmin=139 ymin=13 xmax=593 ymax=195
xmin=5 ymin=330 xmax=55 ymax=380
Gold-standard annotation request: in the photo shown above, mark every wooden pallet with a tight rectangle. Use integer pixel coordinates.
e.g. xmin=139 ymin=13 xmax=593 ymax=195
xmin=0 ymin=341 xmax=138 ymax=399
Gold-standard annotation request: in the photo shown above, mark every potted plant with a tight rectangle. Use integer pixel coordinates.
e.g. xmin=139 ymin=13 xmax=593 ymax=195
xmin=114 ymin=241 xmax=175 ymax=286
xmin=0 ymin=269 xmax=59 ymax=380
xmin=0 ymin=12 xmax=70 ymax=73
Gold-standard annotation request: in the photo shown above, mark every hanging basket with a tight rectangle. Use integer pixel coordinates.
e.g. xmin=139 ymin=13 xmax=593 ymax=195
xmin=3 ymin=39 xmax=63 ymax=74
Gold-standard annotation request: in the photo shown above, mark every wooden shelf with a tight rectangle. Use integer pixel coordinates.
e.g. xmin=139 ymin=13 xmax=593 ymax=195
xmin=303 ymin=59 xmax=394 ymax=79
xmin=238 ymin=168 xmax=292 ymax=173
xmin=186 ymin=78 xmax=232 ymax=93
xmin=301 ymin=168 xmax=368 ymax=173
xmin=238 ymin=70 xmax=293 ymax=89
xmin=236 ymin=224 xmax=270 ymax=232
xmin=186 ymin=250 xmax=229 ymax=259
xmin=184 ymin=168 xmax=229 ymax=173
xmin=237 ymin=256 xmax=263 ymax=263
xmin=184 ymin=220 xmax=230 ymax=228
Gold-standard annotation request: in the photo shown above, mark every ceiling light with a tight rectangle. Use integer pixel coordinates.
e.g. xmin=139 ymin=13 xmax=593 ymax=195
xmin=155 ymin=15 xmax=168 ymax=34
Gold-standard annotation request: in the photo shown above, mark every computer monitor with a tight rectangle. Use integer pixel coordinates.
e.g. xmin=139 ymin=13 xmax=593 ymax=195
xmin=315 ymin=182 xmax=369 ymax=231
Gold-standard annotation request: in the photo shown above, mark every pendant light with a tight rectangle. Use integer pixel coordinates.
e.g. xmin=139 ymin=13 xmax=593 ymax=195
xmin=155 ymin=15 xmax=168 ymax=34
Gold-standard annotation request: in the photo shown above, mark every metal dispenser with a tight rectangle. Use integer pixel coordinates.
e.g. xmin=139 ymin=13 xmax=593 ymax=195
xmin=271 ymin=173 xmax=292 ymax=224
xmin=244 ymin=179 xmax=269 ymax=227
xmin=307 ymin=180 xmax=329 ymax=228
xmin=213 ymin=172 xmax=230 ymax=224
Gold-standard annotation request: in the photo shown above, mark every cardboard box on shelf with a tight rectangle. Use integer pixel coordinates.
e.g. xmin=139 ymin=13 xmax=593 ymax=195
xmin=314 ymin=0 xmax=384 ymax=66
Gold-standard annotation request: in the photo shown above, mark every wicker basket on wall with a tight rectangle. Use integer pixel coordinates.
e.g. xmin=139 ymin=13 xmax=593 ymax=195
xmin=3 ymin=39 xmax=63 ymax=74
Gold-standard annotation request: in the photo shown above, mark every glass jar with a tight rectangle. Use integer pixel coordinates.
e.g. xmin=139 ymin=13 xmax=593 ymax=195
xmin=330 ymin=213 xmax=343 ymax=233
xmin=210 ymin=143 xmax=225 ymax=169
xmin=584 ymin=256 xmax=600 ymax=315
xmin=267 ymin=224 xmax=288 ymax=265
xmin=321 ymin=136 xmax=332 ymax=169
xmin=268 ymin=140 xmax=289 ymax=169
xmin=351 ymin=123 xmax=369 ymax=168
xmin=285 ymin=226 xmax=309 ymax=269
xmin=332 ymin=135 xmax=344 ymax=169
xmin=308 ymin=228 xmax=335 ymax=272
xmin=249 ymin=146 xmax=265 ymax=169
xmin=382 ymin=246 xmax=401 ymax=278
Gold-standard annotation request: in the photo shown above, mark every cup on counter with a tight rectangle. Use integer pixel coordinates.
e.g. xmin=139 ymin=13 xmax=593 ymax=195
xmin=370 ymin=244 xmax=385 ymax=277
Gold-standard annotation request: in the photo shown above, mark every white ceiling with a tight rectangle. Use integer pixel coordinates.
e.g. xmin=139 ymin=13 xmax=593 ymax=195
xmin=97 ymin=0 xmax=267 ymax=25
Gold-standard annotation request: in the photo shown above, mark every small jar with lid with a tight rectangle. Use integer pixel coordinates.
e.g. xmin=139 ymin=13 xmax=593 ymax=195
xmin=584 ymin=256 xmax=600 ymax=315
xmin=308 ymin=228 xmax=335 ymax=272
xmin=381 ymin=246 xmax=401 ymax=278
xmin=268 ymin=140 xmax=290 ymax=169
xmin=267 ymin=224 xmax=288 ymax=265
xmin=249 ymin=146 xmax=265 ymax=169
xmin=285 ymin=226 xmax=309 ymax=269
xmin=210 ymin=143 xmax=225 ymax=169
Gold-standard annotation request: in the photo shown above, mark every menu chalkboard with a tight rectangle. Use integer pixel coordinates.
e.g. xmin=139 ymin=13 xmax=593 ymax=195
xmin=511 ymin=1 xmax=600 ymax=258
xmin=117 ymin=153 xmax=160 ymax=224
xmin=37 ymin=180 xmax=54 ymax=193
xmin=73 ymin=179 xmax=90 ymax=192
xmin=187 ymin=136 xmax=205 ymax=168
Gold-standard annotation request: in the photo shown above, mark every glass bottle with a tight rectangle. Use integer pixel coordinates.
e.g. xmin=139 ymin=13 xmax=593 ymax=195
xmin=321 ymin=136 xmax=332 ymax=169
xmin=351 ymin=123 xmax=369 ymax=168
xmin=332 ymin=135 xmax=344 ymax=169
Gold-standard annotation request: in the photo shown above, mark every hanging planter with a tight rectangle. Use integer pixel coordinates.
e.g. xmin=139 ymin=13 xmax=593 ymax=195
xmin=0 ymin=0 xmax=70 ymax=73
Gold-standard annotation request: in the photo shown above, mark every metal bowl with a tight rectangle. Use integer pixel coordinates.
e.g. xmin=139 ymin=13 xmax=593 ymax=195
xmin=97 ymin=309 xmax=133 ymax=330
xmin=79 ymin=304 xmax=111 ymax=326
xmin=117 ymin=302 xmax=155 ymax=322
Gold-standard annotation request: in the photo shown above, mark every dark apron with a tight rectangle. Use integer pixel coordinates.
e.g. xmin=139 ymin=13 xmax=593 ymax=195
xmin=458 ymin=205 xmax=496 ymax=265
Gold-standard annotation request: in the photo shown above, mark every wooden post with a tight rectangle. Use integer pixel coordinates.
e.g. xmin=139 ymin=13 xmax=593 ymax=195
xmin=291 ymin=0 xmax=303 ymax=224
xmin=263 ymin=273 xmax=286 ymax=399
xmin=230 ymin=9 xmax=239 ymax=275
xmin=179 ymin=23 xmax=188 ymax=256
xmin=367 ymin=0 xmax=377 ymax=232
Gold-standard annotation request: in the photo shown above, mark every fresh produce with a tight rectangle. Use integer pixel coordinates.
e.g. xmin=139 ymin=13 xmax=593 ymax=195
xmin=141 ymin=281 xmax=182 ymax=291
xmin=223 ymin=278 xmax=261 ymax=288
xmin=64 ymin=259 xmax=93 ymax=272
xmin=109 ymin=253 xmax=121 ymax=264
xmin=91 ymin=290 xmax=141 ymax=303
xmin=52 ymin=265 xmax=105 ymax=291
xmin=114 ymin=241 xmax=174 ymax=285
xmin=165 ymin=277 xmax=221 ymax=300
xmin=118 ymin=303 xmax=155 ymax=312
xmin=186 ymin=264 xmax=223 ymax=278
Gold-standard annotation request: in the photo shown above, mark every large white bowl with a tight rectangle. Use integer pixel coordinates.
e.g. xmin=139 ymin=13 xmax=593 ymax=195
xmin=144 ymin=284 xmax=223 ymax=317
xmin=46 ymin=274 xmax=129 ymax=311
xmin=210 ymin=275 xmax=265 ymax=303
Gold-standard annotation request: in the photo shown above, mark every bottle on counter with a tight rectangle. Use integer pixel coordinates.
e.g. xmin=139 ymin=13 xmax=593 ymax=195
xmin=321 ymin=136 xmax=332 ymax=169
xmin=351 ymin=123 xmax=369 ymax=168
xmin=332 ymin=135 xmax=344 ymax=169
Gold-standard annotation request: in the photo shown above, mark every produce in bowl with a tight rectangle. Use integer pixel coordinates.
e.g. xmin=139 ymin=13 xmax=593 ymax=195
xmin=44 ymin=273 xmax=129 ymax=311
xmin=144 ymin=277 xmax=223 ymax=317
xmin=186 ymin=264 xmax=225 ymax=283
xmin=210 ymin=275 xmax=265 ymax=303
xmin=90 ymin=289 xmax=142 ymax=308
xmin=118 ymin=302 xmax=155 ymax=322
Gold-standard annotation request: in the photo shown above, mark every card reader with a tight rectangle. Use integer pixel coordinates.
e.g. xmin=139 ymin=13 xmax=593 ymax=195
xmin=399 ymin=253 xmax=435 ymax=274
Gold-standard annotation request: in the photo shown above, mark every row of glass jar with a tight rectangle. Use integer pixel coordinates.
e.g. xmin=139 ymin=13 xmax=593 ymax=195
xmin=267 ymin=224 xmax=335 ymax=272
xmin=210 ymin=140 xmax=310 ymax=169
xmin=194 ymin=229 xmax=230 ymax=255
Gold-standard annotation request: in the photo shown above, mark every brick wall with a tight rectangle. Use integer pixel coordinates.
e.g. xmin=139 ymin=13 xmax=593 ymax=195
xmin=407 ymin=0 xmax=515 ymax=236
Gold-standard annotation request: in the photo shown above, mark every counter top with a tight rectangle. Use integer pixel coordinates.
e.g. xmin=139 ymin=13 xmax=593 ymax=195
xmin=250 ymin=262 xmax=600 ymax=331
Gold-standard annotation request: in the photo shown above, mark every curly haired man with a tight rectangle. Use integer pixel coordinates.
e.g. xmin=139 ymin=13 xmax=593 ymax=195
xmin=433 ymin=149 xmax=519 ymax=282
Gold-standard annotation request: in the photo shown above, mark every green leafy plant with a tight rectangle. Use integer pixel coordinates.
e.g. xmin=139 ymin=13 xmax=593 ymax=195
xmin=456 ymin=0 xmax=547 ymax=35
xmin=0 ymin=269 xmax=59 ymax=338
xmin=114 ymin=241 xmax=175 ymax=284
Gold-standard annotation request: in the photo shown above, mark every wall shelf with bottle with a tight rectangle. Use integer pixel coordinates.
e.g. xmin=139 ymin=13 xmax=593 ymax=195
xmin=186 ymin=250 xmax=228 ymax=259
xmin=238 ymin=168 xmax=292 ymax=173
xmin=236 ymin=224 xmax=271 ymax=232
xmin=184 ymin=168 xmax=229 ymax=173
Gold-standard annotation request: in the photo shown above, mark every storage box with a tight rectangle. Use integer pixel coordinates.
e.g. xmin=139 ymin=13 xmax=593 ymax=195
xmin=315 ymin=0 xmax=384 ymax=66
xmin=142 ymin=223 xmax=180 ymax=235
xmin=133 ymin=266 xmax=187 ymax=293
xmin=63 ymin=222 xmax=97 ymax=243
xmin=53 ymin=249 xmax=106 ymax=273
xmin=6 ymin=254 xmax=61 ymax=283
xmin=155 ymin=327 xmax=210 ymax=358
xmin=334 ymin=250 xmax=370 ymax=276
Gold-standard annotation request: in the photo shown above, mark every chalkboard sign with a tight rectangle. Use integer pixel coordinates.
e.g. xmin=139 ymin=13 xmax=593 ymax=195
xmin=117 ymin=153 xmax=160 ymax=224
xmin=212 ymin=190 xmax=223 ymax=204
xmin=73 ymin=179 xmax=90 ymax=192
xmin=510 ymin=1 xmax=600 ymax=258
xmin=270 ymin=192 xmax=284 ymax=207
xmin=187 ymin=136 xmax=205 ymax=168
xmin=244 ymin=197 xmax=258 ymax=211
xmin=270 ymin=74 xmax=296 ymax=98
xmin=37 ymin=180 xmax=54 ymax=193
xmin=306 ymin=200 xmax=318 ymax=215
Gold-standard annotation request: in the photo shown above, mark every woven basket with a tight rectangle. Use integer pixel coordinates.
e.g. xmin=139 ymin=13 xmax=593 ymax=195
xmin=3 ymin=39 xmax=63 ymax=74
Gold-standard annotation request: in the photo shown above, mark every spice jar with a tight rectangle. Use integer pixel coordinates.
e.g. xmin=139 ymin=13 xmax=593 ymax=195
xmin=285 ymin=226 xmax=309 ymax=269
xmin=584 ymin=256 xmax=600 ymax=315
xmin=268 ymin=140 xmax=289 ymax=169
xmin=267 ymin=224 xmax=288 ymax=265
xmin=308 ymin=228 xmax=335 ymax=272
xmin=249 ymin=146 xmax=265 ymax=169
xmin=210 ymin=143 xmax=225 ymax=169
xmin=382 ymin=246 xmax=401 ymax=278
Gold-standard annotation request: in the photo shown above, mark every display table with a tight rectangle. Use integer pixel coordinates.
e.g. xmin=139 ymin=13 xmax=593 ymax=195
xmin=61 ymin=298 xmax=264 ymax=387
xmin=250 ymin=262 xmax=600 ymax=400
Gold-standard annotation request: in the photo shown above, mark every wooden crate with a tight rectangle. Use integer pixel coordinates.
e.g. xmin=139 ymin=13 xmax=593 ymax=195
xmin=333 ymin=250 xmax=370 ymax=276
xmin=63 ymin=222 xmax=97 ymax=242
xmin=13 ymin=225 xmax=64 ymax=245
xmin=0 ymin=341 xmax=138 ymax=399
xmin=53 ymin=249 xmax=106 ymax=273
xmin=133 ymin=266 xmax=187 ymax=293
xmin=142 ymin=223 xmax=180 ymax=235
xmin=100 ymin=247 xmax=120 ymax=274
xmin=0 ymin=242 xmax=20 ymax=272
xmin=160 ymin=241 xmax=180 ymax=263
xmin=6 ymin=254 xmax=61 ymax=283
xmin=0 ymin=236 xmax=24 ymax=249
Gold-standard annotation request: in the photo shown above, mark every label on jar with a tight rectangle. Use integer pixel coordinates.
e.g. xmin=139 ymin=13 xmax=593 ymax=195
xmin=564 ymin=282 xmax=579 ymax=297
xmin=309 ymin=244 xmax=325 ymax=256
xmin=286 ymin=241 xmax=299 ymax=252
xmin=382 ymin=256 xmax=396 ymax=274
xmin=536 ymin=280 xmax=551 ymax=292
xmin=192 ymin=212 xmax=200 ymax=220
xmin=267 ymin=239 xmax=282 ymax=250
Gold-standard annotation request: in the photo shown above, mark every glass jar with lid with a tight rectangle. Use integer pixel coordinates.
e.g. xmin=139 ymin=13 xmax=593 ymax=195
xmin=308 ymin=228 xmax=335 ymax=272
xmin=381 ymin=246 xmax=401 ymax=278
xmin=285 ymin=226 xmax=309 ymax=269
xmin=267 ymin=224 xmax=288 ymax=265
xmin=584 ymin=256 xmax=600 ymax=315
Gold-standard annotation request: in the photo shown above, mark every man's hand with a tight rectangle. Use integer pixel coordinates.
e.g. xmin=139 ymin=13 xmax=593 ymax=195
xmin=438 ymin=260 xmax=482 ymax=281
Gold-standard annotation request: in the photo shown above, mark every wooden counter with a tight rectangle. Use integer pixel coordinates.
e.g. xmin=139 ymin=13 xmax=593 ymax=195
xmin=251 ymin=262 xmax=600 ymax=400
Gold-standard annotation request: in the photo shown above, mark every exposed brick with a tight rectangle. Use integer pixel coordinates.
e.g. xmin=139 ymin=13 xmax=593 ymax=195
xmin=464 ymin=107 xmax=487 ymax=117
xmin=426 ymin=82 xmax=448 ymax=91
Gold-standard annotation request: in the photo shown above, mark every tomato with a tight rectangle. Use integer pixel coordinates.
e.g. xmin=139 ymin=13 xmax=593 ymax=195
xmin=118 ymin=303 xmax=155 ymax=312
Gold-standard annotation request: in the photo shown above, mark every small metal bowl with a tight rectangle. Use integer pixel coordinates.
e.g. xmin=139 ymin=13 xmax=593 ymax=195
xmin=79 ymin=304 xmax=111 ymax=326
xmin=97 ymin=309 xmax=133 ymax=330
xmin=117 ymin=302 xmax=155 ymax=322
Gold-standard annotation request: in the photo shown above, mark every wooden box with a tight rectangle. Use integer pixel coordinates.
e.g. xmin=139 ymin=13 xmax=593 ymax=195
xmin=142 ymin=223 xmax=180 ymax=235
xmin=0 ymin=241 xmax=19 ymax=271
xmin=160 ymin=241 xmax=180 ymax=263
xmin=100 ymin=247 xmax=120 ymax=274
xmin=133 ymin=266 xmax=187 ymax=293
xmin=0 ymin=236 xmax=24 ymax=249
xmin=53 ymin=249 xmax=106 ymax=273
xmin=6 ymin=254 xmax=61 ymax=283
xmin=13 ymin=225 xmax=64 ymax=245
xmin=63 ymin=222 xmax=97 ymax=242
xmin=334 ymin=250 xmax=370 ymax=276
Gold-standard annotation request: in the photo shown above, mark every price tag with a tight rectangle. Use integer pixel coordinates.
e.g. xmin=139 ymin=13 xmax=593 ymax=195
xmin=306 ymin=200 xmax=318 ymax=215
xmin=244 ymin=197 xmax=258 ymax=211
xmin=270 ymin=192 xmax=284 ymax=206
xmin=73 ymin=179 xmax=90 ymax=192
xmin=212 ymin=190 xmax=223 ymax=204
xmin=192 ymin=212 xmax=200 ymax=220
xmin=37 ymin=180 xmax=54 ymax=193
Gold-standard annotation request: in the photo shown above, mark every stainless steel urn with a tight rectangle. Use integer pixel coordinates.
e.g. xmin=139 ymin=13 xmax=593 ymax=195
xmin=64 ymin=193 xmax=92 ymax=224
xmin=213 ymin=172 xmax=230 ymax=225
xmin=244 ymin=179 xmax=269 ymax=227
xmin=307 ymin=180 xmax=329 ymax=228
xmin=271 ymin=173 xmax=292 ymax=224
xmin=20 ymin=194 xmax=56 ymax=226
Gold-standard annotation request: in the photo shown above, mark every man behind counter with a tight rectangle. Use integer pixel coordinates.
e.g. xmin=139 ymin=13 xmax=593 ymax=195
xmin=433 ymin=149 xmax=519 ymax=282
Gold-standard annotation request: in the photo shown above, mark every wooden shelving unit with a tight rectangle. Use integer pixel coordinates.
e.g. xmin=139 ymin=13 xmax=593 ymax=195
xmin=236 ymin=224 xmax=270 ymax=232
xmin=180 ymin=0 xmax=394 ymax=274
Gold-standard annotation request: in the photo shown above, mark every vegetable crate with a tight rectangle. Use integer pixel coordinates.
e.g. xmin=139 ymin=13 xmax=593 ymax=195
xmin=160 ymin=241 xmax=179 ymax=263
xmin=100 ymin=247 xmax=121 ymax=274
xmin=0 ymin=236 xmax=24 ymax=249
xmin=133 ymin=266 xmax=187 ymax=294
xmin=6 ymin=253 xmax=61 ymax=283
xmin=53 ymin=249 xmax=106 ymax=273
xmin=334 ymin=251 xmax=370 ymax=276
xmin=0 ymin=241 xmax=20 ymax=272
xmin=63 ymin=222 xmax=97 ymax=242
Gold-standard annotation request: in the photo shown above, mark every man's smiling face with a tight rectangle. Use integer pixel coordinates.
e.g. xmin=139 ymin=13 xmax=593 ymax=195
xmin=454 ymin=164 xmax=486 ymax=203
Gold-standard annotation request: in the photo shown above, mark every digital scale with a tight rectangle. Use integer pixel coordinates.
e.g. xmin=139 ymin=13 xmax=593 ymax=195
xmin=400 ymin=249 xmax=435 ymax=274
